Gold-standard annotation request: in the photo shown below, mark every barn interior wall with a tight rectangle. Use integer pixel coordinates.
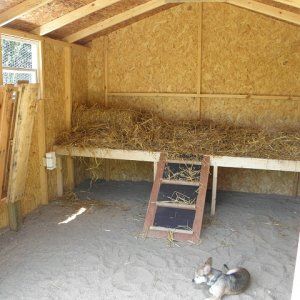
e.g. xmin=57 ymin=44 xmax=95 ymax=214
xmin=0 ymin=41 xmax=88 ymax=229
xmin=85 ymin=2 xmax=300 ymax=196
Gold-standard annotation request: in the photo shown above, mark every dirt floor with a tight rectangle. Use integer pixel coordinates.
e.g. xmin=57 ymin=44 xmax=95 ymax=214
xmin=0 ymin=181 xmax=299 ymax=300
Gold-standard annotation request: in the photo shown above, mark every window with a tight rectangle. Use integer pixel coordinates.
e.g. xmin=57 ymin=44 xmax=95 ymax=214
xmin=1 ymin=36 xmax=39 ymax=84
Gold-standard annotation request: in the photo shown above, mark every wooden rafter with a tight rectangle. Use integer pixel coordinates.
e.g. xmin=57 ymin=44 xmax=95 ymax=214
xmin=32 ymin=0 xmax=122 ymax=36
xmin=227 ymin=0 xmax=300 ymax=25
xmin=0 ymin=0 xmax=53 ymax=27
xmin=64 ymin=0 xmax=169 ymax=43
xmin=272 ymin=0 xmax=300 ymax=9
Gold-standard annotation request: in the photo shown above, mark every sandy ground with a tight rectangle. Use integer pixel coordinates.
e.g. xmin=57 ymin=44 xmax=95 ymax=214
xmin=0 ymin=180 xmax=299 ymax=300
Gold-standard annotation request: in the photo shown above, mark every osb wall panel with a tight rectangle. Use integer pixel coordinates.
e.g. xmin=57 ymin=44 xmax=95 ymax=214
xmin=201 ymin=98 xmax=300 ymax=130
xmin=87 ymin=37 xmax=106 ymax=105
xmin=218 ymin=168 xmax=297 ymax=196
xmin=201 ymin=3 xmax=300 ymax=95
xmin=108 ymin=96 xmax=200 ymax=120
xmin=72 ymin=47 xmax=88 ymax=107
xmin=85 ymin=3 xmax=300 ymax=195
xmin=43 ymin=41 xmax=66 ymax=200
xmin=71 ymin=47 xmax=89 ymax=185
xmin=108 ymin=3 xmax=199 ymax=93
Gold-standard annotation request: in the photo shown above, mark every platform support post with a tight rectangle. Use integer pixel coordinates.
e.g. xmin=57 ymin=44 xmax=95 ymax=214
xmin=211 ymin=165 xmax=218 ymax=216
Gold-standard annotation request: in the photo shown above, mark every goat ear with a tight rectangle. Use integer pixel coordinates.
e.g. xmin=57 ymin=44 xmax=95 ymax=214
xmin=205 ymin=257 xmax=212 ymax=266
xmin=203 ymin=263 xmax=211 ymax=275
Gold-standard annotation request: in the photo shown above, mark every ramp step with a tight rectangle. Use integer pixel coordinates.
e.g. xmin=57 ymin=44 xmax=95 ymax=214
xmin=161 ymin=179 xmax=199 ymax=186
xmin=156 ymin=201 xmax=196 ymax=210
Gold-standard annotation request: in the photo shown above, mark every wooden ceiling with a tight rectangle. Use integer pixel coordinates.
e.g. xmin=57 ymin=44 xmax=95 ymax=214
xmin=0 ymin=0 xmax=299 ymax=44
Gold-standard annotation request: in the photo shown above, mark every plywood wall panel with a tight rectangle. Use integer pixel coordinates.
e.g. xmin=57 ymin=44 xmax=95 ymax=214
xmin=218 ymin=168 xmax=296 ymax=195
xmin=43 ymin=41 xmax=66 ymax=200
xmin=108 ymin=3 xmax=199 ymax=93
xmin=201 ymin=98 xmax=300 ymax=130
xmin=84 ymin=2 xmax=300 ymax=196
xmin=87 ymin=37 xmax=106 ymax=105
xmin=72 ymin=46 xmax=88 ymax=107
xmin=202 ymin=3 xmax=300 ymax=95
xmin=108 ymin=96 xmax=200 ymax=120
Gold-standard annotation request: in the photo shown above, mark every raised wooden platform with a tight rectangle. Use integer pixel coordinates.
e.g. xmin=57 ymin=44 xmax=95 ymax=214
xmin=53 ymin=146 xmax=300 ymax=215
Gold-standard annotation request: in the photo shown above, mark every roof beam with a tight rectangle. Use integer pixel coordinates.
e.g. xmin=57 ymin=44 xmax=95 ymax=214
xmin=64 ymin=0 xmax=169 ymax=43
xmin=0 ymin=0 xmax=54 ymax=27
xmin=227 ymin=0 xmax=300 ymax=25
xmin=272 ymin=0 xmax=300 ymax=9
xmin=32 ymin=0 xmax=122 ymax=36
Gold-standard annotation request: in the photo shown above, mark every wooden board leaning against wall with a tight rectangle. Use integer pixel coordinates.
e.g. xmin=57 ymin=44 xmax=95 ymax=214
xmin=0 ymin=29 xmax=89 ymax=230
xmin=86 ymin=2 xmax=300 ymax=196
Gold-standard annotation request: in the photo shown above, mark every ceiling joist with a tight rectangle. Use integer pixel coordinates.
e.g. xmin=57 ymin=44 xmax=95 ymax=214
xmin=272 ymin=0 xmax=300 ymax=9
xmin=227 ymin=0 xmax=300 ymax=26
xmin=32 ymin=0 xmax=122 ymax=36
xmin=0 ymin=0 xmax=53 ymax=27
xmin=64 ymin=0 xmax=169 ymax=43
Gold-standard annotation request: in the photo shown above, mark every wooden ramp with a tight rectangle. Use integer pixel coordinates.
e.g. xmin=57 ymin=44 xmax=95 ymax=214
xmin=143 ymin=154 xmax=210 ymax=243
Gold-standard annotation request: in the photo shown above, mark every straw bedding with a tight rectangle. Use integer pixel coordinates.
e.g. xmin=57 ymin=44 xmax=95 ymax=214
xmin=55 ymin=104 xmax=300 ymax=161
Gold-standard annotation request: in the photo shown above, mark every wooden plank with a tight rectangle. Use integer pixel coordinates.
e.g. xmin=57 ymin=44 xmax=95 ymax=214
xmin=0 ymin=0 xmax=54 ymax=27
xmin=227 ymin=0 xmax=300 ymax=26
xmin=0 ymin=86 xmax=14 ymax=199
xmin=156 ymin=201 xmax=196 ymax=210
xmin=7 ymin=201 xmax=21 ymax=231
xmin=191 ymin=155 xmax=210 ymax=242
xmin=143 ymin=154 xmax=166 ymax=236
xmin=53 ymin=146 xmax=161 ymax=162
xmin=64 ymin=0 xmax=169 ymax=43
xmin=147 ymin=226 xmax=194 ymax=242
xmin=211 ymin=165 xmax=218 ymax=216
xmin=56 ymin=156 xmax=63 ymax=197
xmin=273 ymin=0 xmax=300 ymax=9
xmin=33 ymin=0 xmax=122 ymax=36
xmin=210 ymin=156 xmax=300 ymax=172
xmin=167 ymin=0 xmax=224 ymax=3
xmin=150 ymin=226 xmax=193 ymax=234
xmin=7 ymin=84 xmax=39 ymax=231
xmin=107 ymin=92 xmax=300 ymax=101
xmin=64 ymin=47 xmax=74 ymax=191
xmin=0 ymin=28 xmax=88 ymax=50
xmin=37 ymin=40 xmax=48 ymax=205
xmin=161 ymin=179 xmax=200 ymax=186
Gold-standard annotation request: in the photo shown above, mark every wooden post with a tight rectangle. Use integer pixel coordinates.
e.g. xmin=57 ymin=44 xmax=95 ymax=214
xmin=153 ymin=162 xmax=158 ymax=181
xmin=211 ymin=165 xmax=218 ymax=216
xmin=104 ymin=36 xmax=110 ymax=181
xmin=0 ymin=86 xmax=14 ymax=199
xmin=64 ymin=46 xmax=74 ymax=191
xmin=56 ymin=155 xmax=63 ymax=197
xmin=37 ymin=40 xmax=49 ymax=205
xmin=7 ymin=84 xmax=39 ymax=231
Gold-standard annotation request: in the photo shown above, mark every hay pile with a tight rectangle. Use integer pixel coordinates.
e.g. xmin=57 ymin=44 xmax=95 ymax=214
xmin=56 ymin=105 xmax=300 ymax=161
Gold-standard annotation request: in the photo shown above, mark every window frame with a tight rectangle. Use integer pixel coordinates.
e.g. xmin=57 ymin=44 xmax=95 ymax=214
xmin=1 ymin=35 xmax=40 ymax=84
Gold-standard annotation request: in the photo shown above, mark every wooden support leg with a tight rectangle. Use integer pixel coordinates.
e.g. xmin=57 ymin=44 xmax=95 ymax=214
xmin=153 ymin=162 xmax=158 ymax=181
xmin=66 ymin=157 xmax=74 ymax=191
xmin=211 ymin=165 xmax=218 ymax=216
xmin=8 ymin=200 xmax=22 ymax=231
xmin=56 ymin=156 xmax=63 ymax=197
